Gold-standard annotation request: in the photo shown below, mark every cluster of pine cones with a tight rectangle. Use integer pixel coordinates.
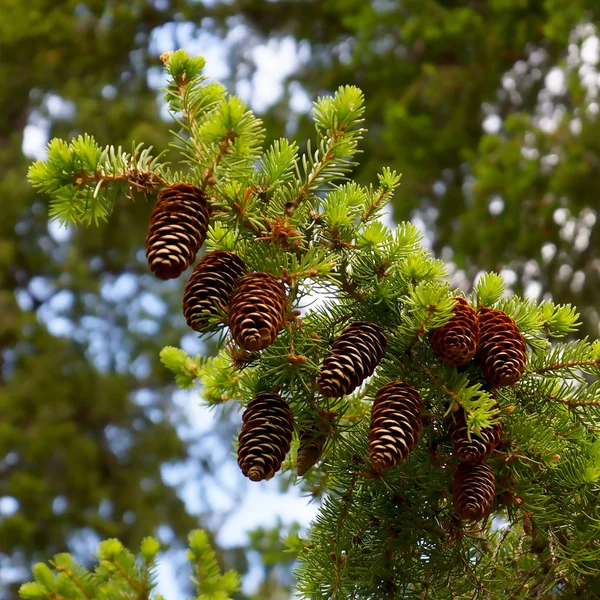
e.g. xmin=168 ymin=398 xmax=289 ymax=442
xmin=145 ymin=183 xmax=287 ymax=351
xmin=145 ymin=184 xmax=528 ymax=522
xmin=431 ymin=297 xmax=527 ymax=521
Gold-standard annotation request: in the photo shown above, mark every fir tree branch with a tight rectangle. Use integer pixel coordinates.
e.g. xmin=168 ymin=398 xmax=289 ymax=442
xmin=531 ymin=359 xmax=600 ymax=374
xmin=53 ymin=567 xmax=93 ymax=600
xmin=286 ymin=137 xmax=341 ymax=215
xmin=102 ymin=558 xmax=141 ymax=594
xmin=405 ymin=304 xmax=438 ymax=354
xmin=338 ymin=264 xmax=364 ymax=302
xmin=28 ymin=138 xmax=167 ymax=226
xmin=329 ymin=467 xmax=360 ymax=599
xmin=548 ymin=394 xmax=600 ymax=407
xmin=358 ymin=187 xmax=387 ymax=226
xmin=201 ymin=132 xmax=237 ymax=190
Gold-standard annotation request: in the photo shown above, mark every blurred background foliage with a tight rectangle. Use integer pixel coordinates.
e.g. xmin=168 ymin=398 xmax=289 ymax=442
xmin=0 ymin=0 xmax=599 ymax=598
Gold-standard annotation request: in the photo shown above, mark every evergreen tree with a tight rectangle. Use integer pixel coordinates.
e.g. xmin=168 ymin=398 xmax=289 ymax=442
xmin=26 ymin=50 xmax=600 ymax=599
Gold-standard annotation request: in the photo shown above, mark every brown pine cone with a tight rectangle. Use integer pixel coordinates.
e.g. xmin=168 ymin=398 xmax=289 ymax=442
xmin=297 ymin=429 xmax=326 ymax=477
xmin=478 ymin=308 xmax=527 ymax=386
xmin=237 ymin=392 xmax=294 ymax=482
xmin=447 ymin=408 xmax=501 ymax=464
xmin=368 ymin=381 xmax=423 ymax=471
xmin=296 ymin=410 xmax=336 ymax=477
xmin=317 ymin=322 xmax=387 ymax=398
xmin=430 ymin=297 xmax=479 ymax=366
xmin=183 ymin=251 xmax=246 ymax=332
xmin=228 ymin=272 xmax=287 ymax=351
xmin=453 ymin=462 xmax=496 ymax=521
xmin=145 ymin=183 xmax=210 ymax=279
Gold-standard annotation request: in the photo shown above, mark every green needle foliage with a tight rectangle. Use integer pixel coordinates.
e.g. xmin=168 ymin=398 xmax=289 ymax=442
xmin=29 ymin=50 xmax=600 ymax=599
xmin=19 ymin=530 xmax=240 ymax=600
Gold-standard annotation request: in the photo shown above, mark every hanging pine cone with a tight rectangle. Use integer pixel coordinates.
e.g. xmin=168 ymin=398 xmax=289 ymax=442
xmin=297 ymin=429 xmax=326 ymax=477
xmin=477 ymin=308 xmax=527 ymax=386
xmin=296 ymin=410 xmax=336 ymax=477
xmin=430 ymin=297 xmax=479 ymax=366
xmin=145 ymin=183 xmax=210 ymax=280
xmin=368 ymin=381 xmax=423 ymax=471
xmin=317 ymin=322 xmax=387 ymax=398
xmin=447 ymin=408 xmax=502 ymax=464
xmin=228 ymin=272 xmax=287 ymax=351
xmin=237 ymin=392 xmax=294 ymax=482
xmin=183 ymin=251 xmax=246 ymax=332
xmin=453 ymin=462 xmax=496 ymax=521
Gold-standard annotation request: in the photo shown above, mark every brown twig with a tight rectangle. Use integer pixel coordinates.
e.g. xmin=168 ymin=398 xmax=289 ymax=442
xmin=405 ymin=305 xmax=437 ymax=354
xmin=286 ymin=128 xmax=348 ymax=215
xmin=532 ymin=360 xmax=600 ymax=374
xmin=201 ymin=132 xmax=237 ymax=190
xmin=359 ymin=187 xmax=388 ymax=225
xmin=547 ymin=394 xmax=600 ymax=407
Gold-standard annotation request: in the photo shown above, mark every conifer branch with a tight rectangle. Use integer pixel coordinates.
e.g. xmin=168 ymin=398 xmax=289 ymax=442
xmin=532 ymin=359 xmax=600 ymax=374
xmin=358 ymin=186 xmax=387 ymax=225
xmin=548 ymin=394 xmax=600 ymax=407
xmin=338 ymin=264 xmax=364 ymax=302
xmin=53 ymin=567 xmax=93 ymax=600
xmin=102 ymin=558 xmax=141 ymax=593
xmin=286 ymin=135 xmax=341 ymax=215
xmin=201 ymin=133 xmax=237 ymax=190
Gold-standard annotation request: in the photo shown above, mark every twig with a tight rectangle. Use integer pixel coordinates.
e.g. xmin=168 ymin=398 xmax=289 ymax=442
xmin=548 ymin=394 xmax=600 ymax=407
xmin=329 ymin=467 xmax=360 ymax=598
xmin=286 ymin=129 xmax=347 ymax=215
xmin=491 ymin=526 xmax=512 ymax=565
xmin=358 ymin=187 xmax=387 ymax=225
xmin=405 ymin=305 xmax=437 ymax=354
xmin=338 ymin=267 xmax=364 ymax=302
xmin=55 ymin=567 xmax=93 ymax=600
xmin=532 ymin=360 xmax=600 ymax=374
xmin=201 ymin=132 xmax=237 ymax=190
xmin=103 ymin=558 xmax=141 ymax=593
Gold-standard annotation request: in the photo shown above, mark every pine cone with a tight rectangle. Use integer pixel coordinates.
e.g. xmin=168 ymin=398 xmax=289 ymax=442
xmin=296 ymin=410 xmax=336 ymax=476
xmin=317 ymin=322 xmax=387 ymax=398
xmin=183 ymin=251 xmax=246 ymax=332
xmin=145 ymin=183 xmax=210 ymax=279
xmin=477 ymin=308 xmax=527 ymax=386
xmin=430 ymin=297 xmax=479 ymax=366
xmin=368 ymin=381 xmax=423 ymax=471
xmin=229 ymin=272 xmax=287 ymax=351
xmin=447 ymin=408 xmax=501 ymax=464
xmin=297 ymin=429 xmax=326 ymax=477
xmin=453 ymin=462 xmax=496 ymax=521
xmin=237 ymin=392 xmax=294 ymax=481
